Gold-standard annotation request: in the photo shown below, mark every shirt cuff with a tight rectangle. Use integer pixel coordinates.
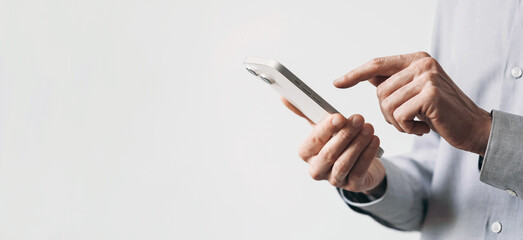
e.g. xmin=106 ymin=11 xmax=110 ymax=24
xmin=480 ymin=110 xmax=523 ymax=198
xmin=338 ymin=158 xmax=424 ymax=230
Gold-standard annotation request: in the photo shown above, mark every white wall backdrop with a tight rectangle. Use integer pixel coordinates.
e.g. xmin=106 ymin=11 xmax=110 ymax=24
xmin=0 ymin=0 xmax=436 ymax=239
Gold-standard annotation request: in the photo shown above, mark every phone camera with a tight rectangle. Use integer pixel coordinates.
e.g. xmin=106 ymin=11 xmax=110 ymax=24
xmin=259 ymin=75 xmax=273 ymax=84
xmin=246 ymin=67 xmax=258 ymax=76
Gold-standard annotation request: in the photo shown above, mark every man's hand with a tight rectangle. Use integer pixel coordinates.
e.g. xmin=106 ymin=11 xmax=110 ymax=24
xmin=334 ymin=52 xmax=492 ymax=156
xmin=282 ymin=98 xmax=386 ymax=194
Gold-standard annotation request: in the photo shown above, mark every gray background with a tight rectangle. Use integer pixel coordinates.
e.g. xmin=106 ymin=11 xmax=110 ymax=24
xmin=0 ymin=0 xmax=436 ymax=239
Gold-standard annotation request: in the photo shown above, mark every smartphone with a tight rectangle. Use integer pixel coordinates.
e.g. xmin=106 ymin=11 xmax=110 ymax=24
xmin=243 ymin=57 xmax=384 ymax=157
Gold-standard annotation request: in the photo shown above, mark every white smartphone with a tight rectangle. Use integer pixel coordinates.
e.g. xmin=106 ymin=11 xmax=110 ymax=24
xmin=243 ymin=57 xmax=384 ymax=157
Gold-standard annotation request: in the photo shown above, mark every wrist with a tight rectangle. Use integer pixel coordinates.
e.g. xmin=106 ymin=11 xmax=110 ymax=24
xmin=362 ymin=176 xmax=387 ymax=199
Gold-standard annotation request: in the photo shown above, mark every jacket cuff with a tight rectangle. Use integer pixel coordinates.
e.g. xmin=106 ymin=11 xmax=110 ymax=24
xmin=480 ymin=110 xmax=523 ymax=198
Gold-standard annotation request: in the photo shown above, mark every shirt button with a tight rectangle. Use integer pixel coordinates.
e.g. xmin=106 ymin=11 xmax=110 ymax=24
xmin=506 ymin=189 xmax=518 ymax=197
xmin=511 ymin=67 xmax=523 ymax=78
xmin=491 ymin=221 xmax=502 ymax=233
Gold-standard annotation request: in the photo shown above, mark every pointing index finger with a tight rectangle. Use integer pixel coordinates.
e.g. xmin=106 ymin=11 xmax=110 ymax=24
xmin=333 ymin=52 xmax=429 ymax=88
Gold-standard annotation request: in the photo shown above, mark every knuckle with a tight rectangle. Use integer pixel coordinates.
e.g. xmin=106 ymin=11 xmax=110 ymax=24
xmin=376 ymin=84 xmax=386 ymax=99
xmin=392 ymin=108 xmax=402 ymax=121
xmin=418 ymin=71 xmax=439 ymax=84
xmin=392 ymin=112 xmax=407 ymax=133
xmin=395 ymin=124 xmax=406 ymax=133
xmin=350 ymin=69 xmax=361 ymax=80
xmin=371 ymin=57 xmax=385 ymax=66
xmin=380 ymin=97 xmax=391 ymax=112
xmin=309 ymin=168 xmax=324 ymax=181
xmin=417 ymin=57 xmax=437 ymax=69
xmin=369 ymin=57 xmax=385 ymax=71
xmin=310 ymin=135 xmax=323 ymax=146
xmin=380 ymin=112 xmax=392 ymax=124
xmin=396 ymin=54 xmax=405 ymax=62
xmin=418 ymin=72 xmax=430 ymax=83
xmin=427 ymin=71 xmax=440 ymax=80
xmin=335 ymin=127 xmax=351 ymax=140
xmin=423 ymin=85 xmax=439 ymax=99
xmin=333 ymin=161 xmax=350 ymax=177
xmin=297 ymin=148 xmax=309 ymax=161
xmin=415 ymin=51 xmax=431 ymax=58
xmin=328 ymin=177 xmax=342 ymax=187
xmin=297 ymin=141 xmax=312 ymax=159
xmin=318 ymin=149 xmax=336 ymax=165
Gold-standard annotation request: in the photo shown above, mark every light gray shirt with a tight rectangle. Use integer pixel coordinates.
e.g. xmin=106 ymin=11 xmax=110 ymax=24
xmin=339 ymin=1 xmax=523 ymax=239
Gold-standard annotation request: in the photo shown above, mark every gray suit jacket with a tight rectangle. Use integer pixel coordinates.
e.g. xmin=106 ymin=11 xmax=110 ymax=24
xmin=339 ymin=1 xmax=523 ymax=239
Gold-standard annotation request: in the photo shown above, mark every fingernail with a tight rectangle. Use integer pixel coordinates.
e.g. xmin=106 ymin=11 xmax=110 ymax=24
xmin=331 ymin=115 xmax=344 ymax=128
xmin=361 ymin=124 xmax=371 ymax=136
xmin=352 ymin=115 xmax=363 ymax=128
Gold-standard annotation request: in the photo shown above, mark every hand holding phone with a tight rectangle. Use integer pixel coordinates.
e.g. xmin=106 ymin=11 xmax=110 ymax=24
xmin=244 ymin=58 xmax=387 ymax=195
xmin=243 ymin=57 xmax=384 ymax=157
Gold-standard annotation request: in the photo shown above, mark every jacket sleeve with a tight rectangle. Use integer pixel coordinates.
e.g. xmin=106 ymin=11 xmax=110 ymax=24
xmin=480 ymin=110 xmax=523 ymax=199
xmin=337 ymin=130 xmax=440 ymax=231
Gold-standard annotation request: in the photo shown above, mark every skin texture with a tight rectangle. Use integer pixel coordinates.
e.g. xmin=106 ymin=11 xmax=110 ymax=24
xmin=283 ymin=51 xmax=492 ymax=197
xmin=334 ymin=52 xmax=492 ymax=156
xmin=282 ymin=98 xmax=385 ymax=195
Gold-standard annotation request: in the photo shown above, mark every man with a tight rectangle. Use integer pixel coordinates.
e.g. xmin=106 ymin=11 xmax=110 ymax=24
xmin=283 ymin=1 xmax=523 ymax=239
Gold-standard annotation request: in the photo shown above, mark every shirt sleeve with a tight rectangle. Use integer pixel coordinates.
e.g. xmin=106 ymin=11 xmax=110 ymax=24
xmin=480 ymin=110 xmax=523 ymax=199
xmin=337 ymin=131 xmax=440 ymax=231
